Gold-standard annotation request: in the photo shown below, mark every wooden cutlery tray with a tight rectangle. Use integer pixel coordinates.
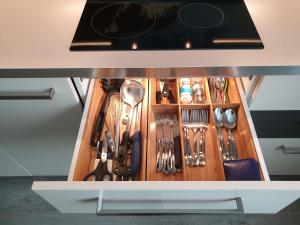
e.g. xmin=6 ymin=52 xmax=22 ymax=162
xmin=71 ymin=78 xmax=262 ymax=182
xmin=147 ymin=78 xmax=262 ymax=181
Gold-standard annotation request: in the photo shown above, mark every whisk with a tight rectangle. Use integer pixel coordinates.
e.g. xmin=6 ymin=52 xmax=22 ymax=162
xmin=110 ymin=94 xmax=123 ymax=159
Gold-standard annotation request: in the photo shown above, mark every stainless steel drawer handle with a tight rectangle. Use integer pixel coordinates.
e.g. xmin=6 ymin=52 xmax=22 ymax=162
xmin=279 ymin=145 xmax=300 ymax=154
xmin=0 ymin=88 xmax=55 ymax=100
xmin=96 ymin=191 xmax=244 ymax=214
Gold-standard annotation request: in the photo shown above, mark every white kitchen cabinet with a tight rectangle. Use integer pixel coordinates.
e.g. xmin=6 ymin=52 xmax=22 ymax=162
xmin=32 ymin=79 xmax=300 ymax=214
xmin=243 ymin=75 xmax=300 ymax=175
xmin=259 ymin=138 xmax=300 ymax=175
xmin=0 ymin=78 xmax=82 ymax=176
xmin=249 ymin=75 xmax=300 ymax=111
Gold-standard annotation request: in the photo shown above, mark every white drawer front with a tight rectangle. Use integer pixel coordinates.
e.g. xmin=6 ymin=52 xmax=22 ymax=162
xmin=32 ymin=79 xmax=300 ymax=215
xmin=32 ymin=181 xmax=300 ymax=214
xmin=259 ymin=138 xmax=300 ymax=175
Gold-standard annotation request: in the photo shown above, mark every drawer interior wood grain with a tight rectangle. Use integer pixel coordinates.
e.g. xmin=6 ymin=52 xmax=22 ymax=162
xmin=70 ymin=78 xmax=263 ymax=182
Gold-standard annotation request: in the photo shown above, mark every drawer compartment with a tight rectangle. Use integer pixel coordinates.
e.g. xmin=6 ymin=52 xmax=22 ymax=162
xmin=147 ymin=78 xmax=264 ymax=181
xmin=69 ymin=79 xmax=149 ymax=181
xmin=32 ymin=78 xmax=300 ymax=214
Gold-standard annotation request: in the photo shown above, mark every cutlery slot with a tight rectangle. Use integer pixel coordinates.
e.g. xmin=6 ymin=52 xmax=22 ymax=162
xmin=211 ymin=104 xmax=259 ymax=160
xmin=179 ymin=78 xmax=210 ymax=106
xmin=151 ymin=79 xmax=178 ymax=105
xmin=71 ymin=79 xmax=148 ymax=181
xmin=147 ymin=104 xmax=185 ymax=181
xmin=208 ymin=77 xmax=241 ymax=104
xmin=179 ymin=105 xmax=225 ymax=181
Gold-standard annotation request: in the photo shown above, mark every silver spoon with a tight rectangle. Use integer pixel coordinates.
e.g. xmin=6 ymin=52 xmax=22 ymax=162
xmin=216 ymin=78 xmax=226 ymax=103
xmin=214 ymin=108 xmax=228 ymax=160
xmin=224 ymin=109 xmax=238 ymax=160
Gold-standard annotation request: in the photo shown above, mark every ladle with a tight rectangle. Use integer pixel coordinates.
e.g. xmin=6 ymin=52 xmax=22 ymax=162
xmin=118 ymin=80 xmax=145 ymax=162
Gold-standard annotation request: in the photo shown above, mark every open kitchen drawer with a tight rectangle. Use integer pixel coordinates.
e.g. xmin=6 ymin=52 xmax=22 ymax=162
xmin=32 ymin=78 xmax=300 ymax=214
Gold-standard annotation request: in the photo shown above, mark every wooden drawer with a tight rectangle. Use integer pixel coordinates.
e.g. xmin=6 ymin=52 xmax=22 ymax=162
xmin=259 ymin=138 xmax=300 ymax=175
xmin=32 ymin=78 xmax=300 ymax=214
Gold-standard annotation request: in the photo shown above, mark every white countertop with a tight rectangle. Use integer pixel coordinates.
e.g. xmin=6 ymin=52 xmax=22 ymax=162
xmin=0 ymin=0 xmax=300 ymax=69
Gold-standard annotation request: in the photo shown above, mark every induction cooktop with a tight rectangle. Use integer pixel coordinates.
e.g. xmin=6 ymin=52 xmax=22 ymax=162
xmin=70 ymin=0 xmax=264 ymax=51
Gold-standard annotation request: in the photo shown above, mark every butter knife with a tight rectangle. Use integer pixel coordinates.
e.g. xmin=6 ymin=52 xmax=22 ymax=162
xmin=173 ymin=114 xmax=182 ymax=172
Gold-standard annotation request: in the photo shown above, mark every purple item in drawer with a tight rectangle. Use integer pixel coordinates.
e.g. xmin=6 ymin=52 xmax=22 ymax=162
xmin=223 ymin=158 xmax=261 ymax=181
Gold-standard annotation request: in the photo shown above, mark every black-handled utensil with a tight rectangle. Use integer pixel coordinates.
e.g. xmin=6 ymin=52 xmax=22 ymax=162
xmin=174 ymin=135 xmax=182 ymax=171
xmin=173 ymin=114 xmax=182 ymax=172
xmin=128 ymin=131 xmax=142 ymax=177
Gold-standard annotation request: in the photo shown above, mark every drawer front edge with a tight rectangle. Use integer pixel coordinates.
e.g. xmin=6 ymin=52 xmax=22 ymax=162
xmin=68 ymin=79 xmax=95 ymax=181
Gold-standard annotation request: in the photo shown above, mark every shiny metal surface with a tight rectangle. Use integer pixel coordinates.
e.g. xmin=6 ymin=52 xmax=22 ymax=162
xmin=224 ymin=109 xmax=238 ymax=160
xmin=0 ymin=88 xmax=55 ymax=100
xmin=214 ymin=108 xmax=228 ymax=160
xmin=1 ymin=66 xmax=300 ymax=78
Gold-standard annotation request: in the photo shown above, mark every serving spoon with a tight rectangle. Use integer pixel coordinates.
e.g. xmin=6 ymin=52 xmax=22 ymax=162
xmin=214 ymin=108 xmax=228 ymax=160
xmin=224 ymin=109 xmax=238 ymax=160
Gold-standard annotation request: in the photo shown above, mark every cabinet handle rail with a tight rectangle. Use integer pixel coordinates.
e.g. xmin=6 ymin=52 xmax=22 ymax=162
xmin=96 ymin=190 xmax=244 ymax=215
xmin=279 ymin=145 xmax=300 ymax=154
xmin=0 ymin=88 xmax=55 ymax=100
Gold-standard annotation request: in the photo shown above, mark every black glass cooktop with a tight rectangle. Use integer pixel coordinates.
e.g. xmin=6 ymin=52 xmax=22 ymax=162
xmin=70 ymin=0 xmax=264 ymax=51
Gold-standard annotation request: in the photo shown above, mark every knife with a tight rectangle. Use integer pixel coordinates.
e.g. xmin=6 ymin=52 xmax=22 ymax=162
xmin=173 ymin=114 xmax=182 ymax=172
xmin=155 ymin=115 xmax=164 ymax=172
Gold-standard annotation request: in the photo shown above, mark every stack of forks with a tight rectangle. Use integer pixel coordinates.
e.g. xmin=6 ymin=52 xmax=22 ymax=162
xmin=182 ymin=109 xmax=208 ymax=167
xmin=156 ymin=114 xmax=177 ymax=174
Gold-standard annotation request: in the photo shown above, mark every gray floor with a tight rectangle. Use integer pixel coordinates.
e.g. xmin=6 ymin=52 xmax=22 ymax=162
xmin=1 ymin=177 xmax=300 ymax=225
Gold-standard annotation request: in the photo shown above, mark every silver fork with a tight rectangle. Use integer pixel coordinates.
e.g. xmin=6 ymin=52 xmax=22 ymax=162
xmin=181 ymin=109 xmax=193 ymax=166
xmin=190 ymin=109 xmax=200 ymax=166
xmin=161 ymin=114 xmax=170 ymax=174
xmin=168 ymin=115 xmax=176 ymax=174
xmin=199 ymin=109 xmax=208 ymax=166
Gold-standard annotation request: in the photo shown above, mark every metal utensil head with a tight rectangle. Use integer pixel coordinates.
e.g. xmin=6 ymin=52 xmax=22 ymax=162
xmin=224 ymin=109 xmax=237 ymax=130
xmin=216 ymin=77 xmax=226 ymax=90
xmin=214 ymin=108 xmax=224 ymax=127
xmin=120 ymin=80 xmax=145 ymax=107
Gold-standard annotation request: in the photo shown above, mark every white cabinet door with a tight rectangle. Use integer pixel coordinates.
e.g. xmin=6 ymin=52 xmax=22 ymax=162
xmin=250 ymin=75 xmax=300 ymax=110
xmin=259 ymin=138 xmax=300 ymax=175
xmin=0 ymin=78 xmax=82 ymax=176
xmin=32 ymin=181 xmax=300 ymax=214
